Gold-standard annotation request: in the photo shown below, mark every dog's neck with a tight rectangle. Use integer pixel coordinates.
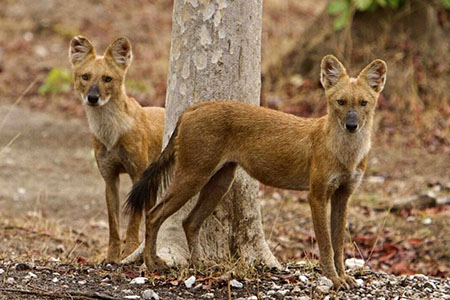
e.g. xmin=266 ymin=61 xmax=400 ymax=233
xmin=84 ymin=94 xmax=134 ymax=151
xmin=325 ymin=116 xmax=372 ymax=172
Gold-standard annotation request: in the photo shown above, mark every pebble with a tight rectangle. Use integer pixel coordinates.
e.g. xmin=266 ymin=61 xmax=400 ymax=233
xmin=27 ymin=272 xmax=37 ymax=279
xmin=356 ymin=279 xmax=364 ymax=287
xmin=0 ymin=268 xmax=4 ymax=275
xmin=230 ymin=279 xmax=243 ymax=288
xmin=202 ymin=292 xmax=215 ymax=299
xmin=142 ymin=289 xmax=159 ymax=300
xmin=130 ymin=277 xmax=148 ymax=285
xmin=345 ymin=258 xmax=365 ymax=269
xmin=78 ymin=280 xmax=86 ymax=285
xmin=271 ymin=282 xmax=282 ymax=290
xmin=318 ymin=276 xmax=333 ymax=288
xmin=52 ymin=277 xmax=59 ymax=283
xmin=184 ymin=275 xmax=196 ymax=288
xmin=422 ymin=217 xmax=432 ymax=225
xmin=278 ymin=289 xmax=289 ymax=296
xmin=316 ymin=285 xmax=331 ymax=293
xmin=6 ymin=277 xmax=15 ymax=284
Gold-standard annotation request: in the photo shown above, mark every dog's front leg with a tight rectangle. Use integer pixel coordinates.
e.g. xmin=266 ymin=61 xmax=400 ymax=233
xmin=308 ymin=184 xmax=347 ymax=289
xmin=330 ymin=185 xmax=356 ymax=287
xmin=104 ymin=176 xmax=121 ymax=263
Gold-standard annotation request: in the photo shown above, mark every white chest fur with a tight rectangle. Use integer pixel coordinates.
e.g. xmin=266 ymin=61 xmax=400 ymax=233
xmin=327 ymin=128 xmax=371 ymax=172
xmin=84 ymin=102 xmax=134 ymax=151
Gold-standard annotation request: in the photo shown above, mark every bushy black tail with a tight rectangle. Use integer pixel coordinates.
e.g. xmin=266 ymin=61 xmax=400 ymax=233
xmin=124 ymin=125 xmax=179 ymax=216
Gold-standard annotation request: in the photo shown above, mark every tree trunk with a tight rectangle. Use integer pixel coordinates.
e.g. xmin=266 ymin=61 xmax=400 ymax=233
xmin=266 ymin=0 xmax=449 ymax=114
xmin=155 ymin=0 xmax=280 ymax=269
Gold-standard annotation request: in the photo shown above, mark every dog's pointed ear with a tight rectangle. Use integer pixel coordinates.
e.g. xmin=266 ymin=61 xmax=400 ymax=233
xmin=320 ymin=55 xmax=347 ymax=89
xmin=358 ymin=59 xmax=387 ymax=93
xmin=104 ymin=37 xmax=133 ymax=70
xmin=69 ymin=36 xmax=96 ymax=66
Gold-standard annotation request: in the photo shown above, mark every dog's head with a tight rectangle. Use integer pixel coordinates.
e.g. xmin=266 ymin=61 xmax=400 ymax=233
xmin=69 ymin=36 xmax=132 ymax=107
xmin=320 ymin=55 xmax=387 ymax=134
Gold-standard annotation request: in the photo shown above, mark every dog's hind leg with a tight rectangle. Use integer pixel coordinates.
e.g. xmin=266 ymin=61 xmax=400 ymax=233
xmin=182 ymin=162 xmax=238 ymax=265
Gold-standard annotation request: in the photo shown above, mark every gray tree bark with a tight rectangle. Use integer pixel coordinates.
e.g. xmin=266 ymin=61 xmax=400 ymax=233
xmin=154 ymin=0 xmax=280 ymax=269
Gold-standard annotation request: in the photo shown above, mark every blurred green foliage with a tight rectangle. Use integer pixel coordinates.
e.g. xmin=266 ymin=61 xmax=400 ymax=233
xmin=328 ymin=0 xmax=449 ymax=30
xmin=39 ymin=67 xmax=72 ymax=95
xmin=126 ymin=79 xmax=148 ymax=94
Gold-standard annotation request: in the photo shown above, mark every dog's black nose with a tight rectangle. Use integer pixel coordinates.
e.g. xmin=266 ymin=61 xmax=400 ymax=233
xmin=87 ymin=95 xmax=99 ymax=104
xmin=345 ymin=123 xmax=358 ymax=132
xmin=87 ymin=85 xmax=100 ymax=105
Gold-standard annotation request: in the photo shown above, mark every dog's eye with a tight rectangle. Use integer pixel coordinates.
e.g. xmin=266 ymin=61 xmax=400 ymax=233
xmin=360 ymin=100 xmax=368 ymax=106
xmin=337 ymin=99 xmax=346 ymax=106
xmin=81 ymin=74 xmax=89 ymax=81
xmin=104 ymin=76 xmax=113 ymax=83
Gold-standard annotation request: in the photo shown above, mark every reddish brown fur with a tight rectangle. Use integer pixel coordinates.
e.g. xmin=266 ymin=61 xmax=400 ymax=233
xmin=69 ymin=36 xmax=164 ymax=262
xmin=126 ymin=55 xmax=387 ymax=289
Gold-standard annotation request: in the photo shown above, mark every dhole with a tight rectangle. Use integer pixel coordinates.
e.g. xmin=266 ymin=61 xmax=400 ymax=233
xmin=125 ymin=55 xmax=387 ymax=289
xmin=69 ymin=36 xmax=164 ymax=262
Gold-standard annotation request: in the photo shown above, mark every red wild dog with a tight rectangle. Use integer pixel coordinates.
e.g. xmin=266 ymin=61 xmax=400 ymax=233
xmin=125 ymin=55 xmax=387 ymax=289
xmin=69 ymin=36 xmax=164 ymax=262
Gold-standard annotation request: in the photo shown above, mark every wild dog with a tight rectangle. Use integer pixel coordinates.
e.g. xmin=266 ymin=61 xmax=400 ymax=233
xmin=125 ymin=55 xmax=387 ymax=289
xmin=69 ymin=36 xmax=164 ymax=263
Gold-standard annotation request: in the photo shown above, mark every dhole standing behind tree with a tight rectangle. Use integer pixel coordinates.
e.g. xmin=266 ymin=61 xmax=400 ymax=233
xmin=125 ymin=55 xmax=387 ymax=289
xmin=69 ymin=36 xmax=164 ymax=263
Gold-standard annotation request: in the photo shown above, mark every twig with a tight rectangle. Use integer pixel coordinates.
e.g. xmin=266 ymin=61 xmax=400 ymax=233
xmin=0 ymin=77 xmax=40 ymax=132
xmin=0 ymin=287 xmax=120 ymax=300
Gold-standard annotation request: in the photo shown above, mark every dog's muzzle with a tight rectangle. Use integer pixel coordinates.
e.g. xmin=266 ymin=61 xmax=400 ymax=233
xmin=345 ymin=110 xmax=358 ymax=133
xmin=87 ymin=85 xmax=100 ymax=105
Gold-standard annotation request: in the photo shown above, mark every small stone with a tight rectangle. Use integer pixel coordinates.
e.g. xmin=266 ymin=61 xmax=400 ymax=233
xmin=130 ymin=277 xmax=148 ymax=285
xmin=202 ymin=292 xmax=214 ymax=299
xmin=267 ymin=290 xmax=276 ymax=296
xmin=367 ymin=175 xmax=385 ymax=184
xmin=372 ymin=280 xmax=382 ymax=287
xmin=345 ymin=258 xmax=365 ymax=269
xmin=230 ymin=279 xmax=243 ymax=288
xmin=299 ymin=275 xmax=308 ymax=283
xmin=316 ymin=285 xmax=331 ymax=293
xmin=318 ymin=276 xmax=333 ymax=288
xmin=49 ymin=257 xmax=60 ymax=262
xmin=28 ymin=272 xmax=37 ymax=278
xmin=142 ymin=289 xmax=159 ymax=300
xmin=6 ymin=277 xmax=15 ymax=284
xmin=355 ymin=279 xmax=364 ymax=287
xmin=78 ymin=280 xmax=86 ymax=285
xmin=0 ymin=268 xmax=4 ymax=274
xmin=413 ymin=274 xmax=428 ymax=280
xmin=247 ymin=296 xmax=257 ymax=300
xmin=52 ymin=277 xmax=59 ymax=283
xmin=422 ymin=217 xmax=432 ymax=225
xmin=184 ymin=275 xmax=196 ymax=288
xmin=271 ymin=282 xmax=282 ymax=290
